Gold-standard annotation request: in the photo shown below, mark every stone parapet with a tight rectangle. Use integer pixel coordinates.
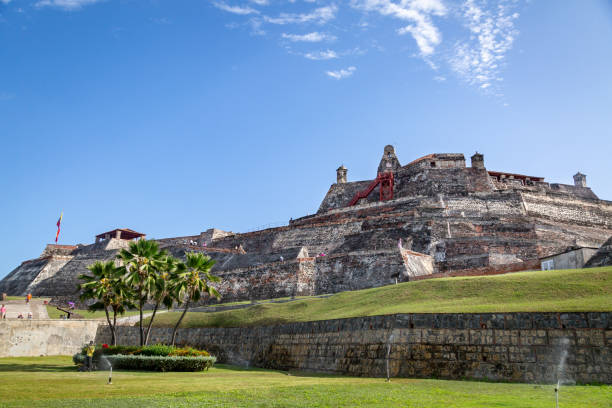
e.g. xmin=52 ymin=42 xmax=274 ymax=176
xmin=101 ymin=312 xmax=612 ymax=384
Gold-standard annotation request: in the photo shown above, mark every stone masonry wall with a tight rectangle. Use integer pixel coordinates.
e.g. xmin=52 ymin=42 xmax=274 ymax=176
xmin=0 ymin=320 xmax=101 ymax=357
xmin=101 ymin=312 xmax=612 ymax=384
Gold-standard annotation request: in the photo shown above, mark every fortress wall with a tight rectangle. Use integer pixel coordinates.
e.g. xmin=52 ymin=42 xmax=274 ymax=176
xmin=318 ymin=180 xmax=373 ymax=213
xmin=30 ymin=244 xmax=120 ymax=297
xmin=211 ymin=260 xmax=301 ymax=303
xmin=0 ymin=258 xmax=53 ymax=295
xmin=156 ymin=235 xmax=201 ymax=246
xmin=271 ymin=222 xmax=362 ymax=254
xmin=0 ymin=320 xmax=101 ymax=357
xmin=521 ymin=192 xmax=612 ymax=256
xmin=521 ymin=193 xmax=612 ymax=229
xmin=444 ymin=193 xmax=526 ymax=217
xmin=103 ymin=312 xmax=612 ymax=384
xmin=313 ymin=250 xmax=408 ymax=293
xmin=23 ymin=256 xmax=74 ymax=295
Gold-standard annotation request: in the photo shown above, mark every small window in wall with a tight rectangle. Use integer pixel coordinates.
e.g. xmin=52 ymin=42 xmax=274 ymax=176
xmin=430 ymin=162 xmax=436 ymax=168
xmin=541 ymin=259 xmax=554 ymax=271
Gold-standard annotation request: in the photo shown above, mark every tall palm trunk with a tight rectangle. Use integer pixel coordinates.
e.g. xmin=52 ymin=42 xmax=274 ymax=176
xmin=144 ymin=302 xmax=159 ymax=346
xmin=171 ymin=298 xmax=190 ymax=346
xmin=104 ymin=306 xmax=115 ymax=346
xmin=112 ymin=309 xmax=118 ymax=346
xmin=138 ymin=295 xmax=145 ymax=346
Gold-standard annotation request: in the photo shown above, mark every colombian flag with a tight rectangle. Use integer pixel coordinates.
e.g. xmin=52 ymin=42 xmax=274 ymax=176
xmin=55 ymin=212 xmax=63 ymax=243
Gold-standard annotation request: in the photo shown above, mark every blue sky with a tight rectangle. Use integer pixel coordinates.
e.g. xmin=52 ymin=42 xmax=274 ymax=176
xmin=1 ymin=0 xmax=611 ymax=279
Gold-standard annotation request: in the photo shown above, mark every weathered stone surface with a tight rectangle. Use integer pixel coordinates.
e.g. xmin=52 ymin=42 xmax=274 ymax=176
xmin=585 ymin=236 xmax=612 ymax=267
xmin=0 ymin=320 xmax=100 ymax=357
xmin=95 ymin=312 xmax=612 ymax=384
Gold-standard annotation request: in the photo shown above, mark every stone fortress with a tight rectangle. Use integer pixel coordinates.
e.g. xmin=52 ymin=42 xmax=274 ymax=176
xmin=2 ymin=146 xmax=612 ymax=303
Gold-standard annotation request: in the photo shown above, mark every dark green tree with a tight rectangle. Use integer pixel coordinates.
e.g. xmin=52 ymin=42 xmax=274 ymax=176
xmin=144 ymin=256 xmax=185 ymax=346
xmin=170 ymin=252 xmax=220 ymax=346
xmin=79 ymin=260 xmax=134 ymax=345
xmin=118 ymin=239 xmax=167 ymax=346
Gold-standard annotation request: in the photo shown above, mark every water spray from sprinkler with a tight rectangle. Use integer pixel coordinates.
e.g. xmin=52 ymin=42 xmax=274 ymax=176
xmin=386 ymin=334 xmax=395 ymax=383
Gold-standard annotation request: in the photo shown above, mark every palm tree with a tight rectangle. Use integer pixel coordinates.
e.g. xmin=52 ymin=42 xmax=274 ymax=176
xmin=170 ymin=252 xmax=220 ymax=346
xmin=79 ymin=260 xmax=133 ymax=346
xmin=118 ymin=239 xmax=167 ymax=346
xmin=143 ymin=256 xmax=185 ymax=345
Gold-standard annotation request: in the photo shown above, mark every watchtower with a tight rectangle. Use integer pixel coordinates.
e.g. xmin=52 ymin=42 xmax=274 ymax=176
xmin=377 ymin=145 xmax=401 ymax=174
xmin=336 ymin=165 xmax=347 ymax=184
xmin=573 ymin=172 xmax=587 ymax=187
xmin=471 ymin=152 xmax=485 ymax=169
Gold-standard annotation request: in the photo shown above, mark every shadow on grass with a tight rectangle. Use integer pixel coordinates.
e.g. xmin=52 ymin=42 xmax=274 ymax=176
xmin=216 ymin=363 xmax=349 ymax=379
xmin=0 ymin=363 xmax=75 ymax=372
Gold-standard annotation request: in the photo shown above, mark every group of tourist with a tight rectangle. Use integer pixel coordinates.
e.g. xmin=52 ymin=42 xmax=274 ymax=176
xmin=0 ymin=293 xmax=34 ymax=319
xmin=0 ymin=304 xmax=33 ymax=319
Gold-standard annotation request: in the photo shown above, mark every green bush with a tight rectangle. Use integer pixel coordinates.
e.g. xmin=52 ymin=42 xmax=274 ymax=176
xmin=106 ymin=355 xmax=216 ymax=372
xmin=79 ymin=344 xmax=210 ymax=359
xmin=134 ymin=344 xmax=175 ymax=356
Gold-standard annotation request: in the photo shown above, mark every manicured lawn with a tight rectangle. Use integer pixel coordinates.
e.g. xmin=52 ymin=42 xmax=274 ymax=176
xmin=45 ymin=306 xmax=141 ymax=320
xmin=149 ymin=267 xmax=612 ymax=328
xmin=0 ymin=356 xmax=609 ymax=408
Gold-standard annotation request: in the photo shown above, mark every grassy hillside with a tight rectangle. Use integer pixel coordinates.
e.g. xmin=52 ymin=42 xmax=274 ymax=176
xmin=149 ymin=267 xmax=612 ymax=329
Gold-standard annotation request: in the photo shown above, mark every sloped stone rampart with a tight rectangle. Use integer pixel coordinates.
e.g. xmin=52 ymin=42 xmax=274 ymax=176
xmin=100 ymin=312 xmax=612 ymax=384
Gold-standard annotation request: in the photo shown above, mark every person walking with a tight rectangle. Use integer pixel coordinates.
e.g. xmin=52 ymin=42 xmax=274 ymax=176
xmin=1 ymin=304 xmax=6 ymax=319
xmin=26 ymin=293 xmax=32 ymax=304
xmin=86 ymin=341 xmax=96 ymax=372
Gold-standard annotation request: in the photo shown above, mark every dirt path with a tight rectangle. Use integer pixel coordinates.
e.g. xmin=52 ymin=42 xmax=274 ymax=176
xmin=1 ymin=299 xmax=49 ymax=319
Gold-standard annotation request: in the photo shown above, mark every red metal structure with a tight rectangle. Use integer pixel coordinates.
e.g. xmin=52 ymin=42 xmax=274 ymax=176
xmin=348 ymin=172 xmax=394 ymax=206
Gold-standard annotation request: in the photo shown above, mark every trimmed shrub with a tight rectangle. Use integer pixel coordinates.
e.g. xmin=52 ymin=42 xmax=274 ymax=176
xmin=134 ymin=344 xmax=175 ymax=357
xmin=106 ymin=355 xmax=216 ymax=372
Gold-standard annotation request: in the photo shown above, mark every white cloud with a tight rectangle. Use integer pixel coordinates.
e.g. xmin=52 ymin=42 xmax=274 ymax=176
xmin=304 ymin=49 xmax=338 ymax=60
xmin=35 ymin=0 xmax=103 ymax=9
xmin=1 ymin=0 xmax=12 ymax=4
xmin=213 ymin=1 xmax=259 ymax=15
xmin=449 ymin=0 xmax=519 ymax=91
xmin=351 ymin=0 xmax=446 ymax=56
xmin=249 ymin=0 xmax=268 ymax=4
xmin=264 ymin=5 xmax=337 ymax=25
xmin=326 ymin=66 xmax=356 ymax=79
xmin=281 ymin=32 xmax=336 ymax=42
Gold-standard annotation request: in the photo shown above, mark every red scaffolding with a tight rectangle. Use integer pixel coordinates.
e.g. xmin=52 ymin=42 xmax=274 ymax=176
xmin=348 ymin=172 xmax=394 ymax=206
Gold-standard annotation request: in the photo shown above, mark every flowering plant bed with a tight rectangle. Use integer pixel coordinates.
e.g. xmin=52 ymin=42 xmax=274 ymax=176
xmin=73 ymin=345 xmax=215 ymax=371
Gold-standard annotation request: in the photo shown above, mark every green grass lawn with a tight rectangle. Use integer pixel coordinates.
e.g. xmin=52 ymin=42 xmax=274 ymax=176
xmin=149 ymin=267 xmax=612 ymax=328
xmin=0 ymin=356 xmax=609 ymax=408
xmin=45 ymin=306 xmax=141 ymax=320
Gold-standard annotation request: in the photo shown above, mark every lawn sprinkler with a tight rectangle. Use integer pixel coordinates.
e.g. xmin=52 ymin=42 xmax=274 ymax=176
xmin=107 ymin=365 xmax=112 ymax=385
xmin=554 ymin=380 xmax=559 ymax=408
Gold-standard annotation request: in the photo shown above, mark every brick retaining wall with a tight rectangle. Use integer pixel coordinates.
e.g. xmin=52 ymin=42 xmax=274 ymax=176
xmin=100 ymin=312 xmax=612 ymax=384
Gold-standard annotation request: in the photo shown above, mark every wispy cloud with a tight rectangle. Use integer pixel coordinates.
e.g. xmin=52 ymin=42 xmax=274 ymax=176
xmin=304 ymin=49 xmax=338 ymax=60
xmin=35 ymin=0 xmax=103 ymax=10
xmin=351 ymin=0 xmax=447 ymax=56
xmin=281 ymin=32 xmax=336 ymax=42
xmin=326 ymin=66 xmax=356 ymax=79
xmin=449 ymin=0 xmax=519 ymax=91
xmin=264 ymin=5 xmax=337 ymax=25
xmin=249 ymin=0 xmax=268 ymax=5
xmin=213 ymin=1 xmax=259 ymax=15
